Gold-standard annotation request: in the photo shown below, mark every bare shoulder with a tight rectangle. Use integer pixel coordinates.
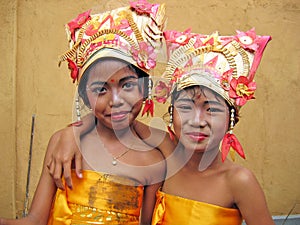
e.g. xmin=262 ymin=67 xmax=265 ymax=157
xmin=43 ymin=129 xmax=64 ymax=158
xmin=225 ymin=163 xmax=265 ymax=206
xmin=45 ymin=126 xmax=77 ymax=157
xmin=225 ymin=165 xmax=274 ymax=224
xmin=225 ymin=163 xmax=259 ymax=190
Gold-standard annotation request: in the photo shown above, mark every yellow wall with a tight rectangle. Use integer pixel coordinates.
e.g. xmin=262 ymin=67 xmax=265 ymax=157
xmin=0 ymin=0 xmax=299 ymax=218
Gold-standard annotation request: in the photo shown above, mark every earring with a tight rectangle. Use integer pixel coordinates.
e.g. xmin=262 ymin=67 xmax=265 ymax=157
xmin=68 ymin=96 xmax=83 ymax=127
xmin=220 ymin=108 xmax=245 ymax=162
xmin=141 ymin=76 xmax=154 ymax=117
xmin=229 ymin=108 xmax=235 ymax=131
xmin=167 ymin=104 xmax=175 ymax=141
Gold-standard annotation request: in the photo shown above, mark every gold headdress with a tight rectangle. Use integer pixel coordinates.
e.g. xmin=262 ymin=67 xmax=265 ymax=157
xmin=59 ymin=0 xmax=166 ymax=83
xmin=155 ymin=28 xmax=271 ymax=110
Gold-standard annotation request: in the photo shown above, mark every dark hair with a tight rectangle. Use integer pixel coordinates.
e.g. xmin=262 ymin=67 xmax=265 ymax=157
xmin=78 ymin=57 xmax=149 ymax=108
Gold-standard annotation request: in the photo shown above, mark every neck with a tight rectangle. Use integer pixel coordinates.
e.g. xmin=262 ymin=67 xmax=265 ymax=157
xmin=184 ymin=147 xmax=222 ymax=172
xmin=96 ymin=122 xmax=135 ymax=143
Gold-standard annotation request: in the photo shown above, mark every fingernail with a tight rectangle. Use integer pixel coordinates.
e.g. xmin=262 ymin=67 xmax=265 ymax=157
xmin=78 ymin=173 xmax=83 ymax=178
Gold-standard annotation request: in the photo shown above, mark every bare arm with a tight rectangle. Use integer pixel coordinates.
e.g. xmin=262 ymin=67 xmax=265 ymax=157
xmin=0 ymin=134 xmax=60 ymax=225
xmin=46 ymin=113 xmax=95 ymax=189
xmin=47 ymin=117 xmax=172 ymax=190
xmin=231 ymin=167 xmax=275 ymax=225
xmin=140 ymin=182 xmax=163 ymax=225
xmin=133 ymin=120 xmax=175 ymax=158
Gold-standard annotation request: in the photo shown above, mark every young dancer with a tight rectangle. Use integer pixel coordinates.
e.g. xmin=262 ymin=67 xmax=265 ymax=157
xmin=150 ymin=29 xmax=273 ymax=225
xmin=0 ymin=1 xmax=167 ymax=224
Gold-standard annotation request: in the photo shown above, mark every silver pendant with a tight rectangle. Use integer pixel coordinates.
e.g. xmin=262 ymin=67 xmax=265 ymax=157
xmin=111 ymin=148 xmax=131 ymax=166
xmin=112 ymin=158 xmax=117 ymax=166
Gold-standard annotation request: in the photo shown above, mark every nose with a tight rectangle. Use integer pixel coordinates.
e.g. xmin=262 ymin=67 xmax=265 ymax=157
xmin=109 ymin=89 xmax=124 ymax=107
xmin=188 ymin=109 xmax=207 ymax=127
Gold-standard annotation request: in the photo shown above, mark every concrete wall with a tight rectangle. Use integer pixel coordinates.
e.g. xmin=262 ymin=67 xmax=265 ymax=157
xmin=0 ymin=0 xmax=299 ymax=218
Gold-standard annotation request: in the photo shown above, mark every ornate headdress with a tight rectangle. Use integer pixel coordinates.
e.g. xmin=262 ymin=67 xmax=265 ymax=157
xmin=155 ymin=28 xmax=271 ymax=161
xmin=59 ymin=0 xmax=167 ymax=122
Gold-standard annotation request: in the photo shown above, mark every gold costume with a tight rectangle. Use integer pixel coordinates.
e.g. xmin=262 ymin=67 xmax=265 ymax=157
xmin=47 ymin=170 xmax=143 ymax=225
xmin=152 ymin=190 xmax=242 ymax=225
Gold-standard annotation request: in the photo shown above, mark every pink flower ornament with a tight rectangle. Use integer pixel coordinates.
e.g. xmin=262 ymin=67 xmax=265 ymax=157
xmin=130 ymin=0 xmax=154 ymax=14
xmin=235 ymin=28 xmax=259 ymax=52
xmin=164 ymin=29 xmax=195 ymax=46
xmin=154 ymin=81 xmax=170 ymax=103
xmin=131 ymin=42 xmax=157 ymax=70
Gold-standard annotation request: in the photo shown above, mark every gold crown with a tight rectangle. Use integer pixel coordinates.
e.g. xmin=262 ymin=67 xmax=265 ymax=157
xmin=59 ymin=0 xmax=167 ymax=83
xmin=155 ymin=28 xmax=271 ymax=109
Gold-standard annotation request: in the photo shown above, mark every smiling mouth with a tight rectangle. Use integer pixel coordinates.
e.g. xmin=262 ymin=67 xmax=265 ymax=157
xmin=185 ymin=132 xmax=208 ymax=142
xmin=109 ymin=111 xmax=130 ymax=121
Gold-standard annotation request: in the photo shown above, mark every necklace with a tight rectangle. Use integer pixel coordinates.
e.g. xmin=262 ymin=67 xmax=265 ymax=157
xmin=112 ymin=148 xmax=131 ymax=166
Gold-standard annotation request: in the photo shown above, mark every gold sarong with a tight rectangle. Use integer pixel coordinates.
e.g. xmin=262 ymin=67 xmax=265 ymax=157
xmin=152 ymin=190 xmax=242 ymax=225
xmin=47 ymin=170 xmax=143 ymax=225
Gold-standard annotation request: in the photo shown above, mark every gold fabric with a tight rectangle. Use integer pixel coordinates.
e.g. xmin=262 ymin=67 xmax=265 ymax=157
xmin=47 ymin=170 xmax=143 ymax=225
xmin=152 ymin=190 xmax=242 ymax=225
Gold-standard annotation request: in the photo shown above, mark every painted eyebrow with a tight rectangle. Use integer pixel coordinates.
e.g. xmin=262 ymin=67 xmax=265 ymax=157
xmin=204 ymin=100 xmax=225 ymax=106
xmin=89 ymin=75 xmax=138 ymax=86
xmin=176 ymin=98 xmax=194 ymax=103
xmin=119 ymin=75 xmax=139 ymax=83
xmin=89 ymin=81 xmax=105 ymax=86
xmin=176 ymin=98 xmax=225 ymax=107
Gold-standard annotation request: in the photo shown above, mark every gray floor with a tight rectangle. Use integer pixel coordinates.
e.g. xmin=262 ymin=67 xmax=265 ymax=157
xmin=242 ymin=215 xmax=300 ymax=225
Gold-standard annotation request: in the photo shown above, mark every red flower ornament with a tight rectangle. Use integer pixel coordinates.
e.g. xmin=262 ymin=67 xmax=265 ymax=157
xmin=67 ymin=10 xmax=91 ymax=42
xmin=142 ymin=99 xmax=154 ymax=117
xmin=229 ymin=76 xmax=256 ymax=106
xmin=220 ymin=68 xmax=234 ymax=91
xmin=170 ymin=68 xmax=184 ymax=84
xmin=67 ymin=59 xmax=79 ymax=83
xmin=221 ymin=133 xmax=245 ymax=162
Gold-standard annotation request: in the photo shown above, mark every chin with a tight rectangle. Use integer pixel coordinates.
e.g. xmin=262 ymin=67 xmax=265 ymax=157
xmin=109 ymin=122 xmax=131 ymax=131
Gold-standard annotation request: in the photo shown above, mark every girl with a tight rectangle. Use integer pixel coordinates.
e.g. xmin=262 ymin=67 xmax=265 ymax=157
xmin=0 ymin=1 xmax=167 ymax=224
xmin=149 ymin=29 xmax=274 ymax=224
